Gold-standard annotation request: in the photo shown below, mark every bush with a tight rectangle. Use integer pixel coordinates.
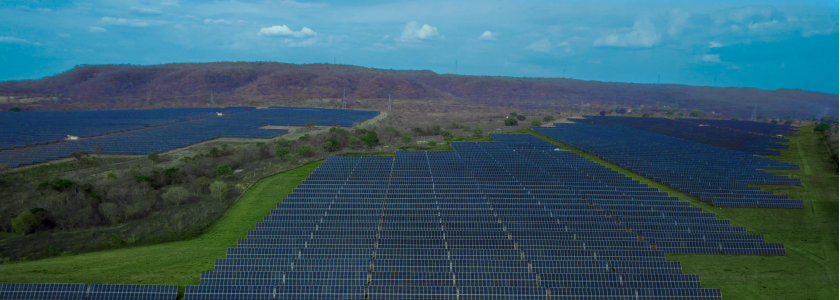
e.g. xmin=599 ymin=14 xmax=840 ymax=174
xmin=70 ymin=151 xmax=89 ymax=161
xmin=215 ymin=164 xmax=233 ymax=176
xmin=472 ymin=126 xmax=483 ymax=137
xmin=516 ymin=115 xmax=526 ymax=121
xmin=298 ymin=134 xmax=310 ymax=141
xmin=305 ymin=122 xmax=316 ymax=127
xmin=209 ymin=181 xmax=228 ymax=202
xmin=441 ymin=130 xmax=454 ymax=138
xmin=617 ymin=108 xmax=628 ymax=114
xmin=275 ymin=147 xmax=291 ymax=157
xmin=8 ymin=107 xmax=21 ymax=112
xmin=530 ymin=120 xmax=542 ymax=126
xmin=815 ymin=123 xmax=830 ymax=132
xmin=504 ymin=118 xmax=518 ymax=126
xmin=322 ymin=138 xmax=341 ymax=152
xmin=543 ymin=115 xmax=554 ymax=122
xmin=276 ymin=138 xmax=293 ymax=147
xmin=52 ymin=178 xmax=76 ymax=192
xmin=98 ymin=202 xmax=123 ymax=225
xmin=384 ymin=126 xmax=400 ymax=138
xmin=361 ymin=131 xmax=379 ymax=147
xmin=162 ymin=186 xmax=190 ymax=206
xmin=11 ymin=210 xmax=38 ymax=235
xmin=147 ymin=152 xmax=160 ymax=162
xmin=690 ymin=109 xmax=704 ymax=117
xmin=428 ymin=141 xmax=437 ymax=146
xmin=401 ymin=135 xmax=413 ymax=143
xmin=642 ymin=113 xmax=651 ymax=117
xmin=297 ymin=145 xmax=314 ymax=157
xmin=348 ymin=136 xmax=362 ymax=149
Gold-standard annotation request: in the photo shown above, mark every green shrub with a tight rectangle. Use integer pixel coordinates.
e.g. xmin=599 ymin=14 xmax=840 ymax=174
xmin=11 ymin=210 xmax=38 ymax=235
xmin=690 ymin=109 xmax=704 ymax=117
xmin=147 ymin=153 xmax=160 ymax=162
xmin=98 ymin=202 xmax=123 ymax=225
xmin=297 ymin=145 xmax=314 ymax=157
xmin=472 ymin=126 xmax=483 ymax=137
xmin=530 ymin=120 xmax=542 ymax=126
xmin=275 ymin=147 xmax=290 ymax=157
xmin=504 ymin=118 xmax=518 ymax=126
xmin=428 ymin=141 xmax=437 ymax=146
xmin=298 ymin=134 xmax=310 ymax=141
xmin=322 ymin=138 xmax=341 ymax=152
xmin=348 ymin=136 xmax=362 ymax=148
xmin=276 ymin=138 xmax=293 ymax=147
xmin=162 ymin=186 xmax=190 ymax=206
xmin=401 ymin=135 xmax=413 ymax=143
xmin=516 ymin=115 xmax=526 ymax=121
xmin=305 ymin=122 xmax=316 ymax=127
xmin=361 ymin=131 xmax=379 ymax=147
xmin=8 ymin=107 xmax=21 ymax=112
xmin=215 ymin=164 xmax=233 ymax=176
xmin=542 ymin=115 xmax=554 ymax=122
xmin=209 ymin=181 xmax=228 ymax=202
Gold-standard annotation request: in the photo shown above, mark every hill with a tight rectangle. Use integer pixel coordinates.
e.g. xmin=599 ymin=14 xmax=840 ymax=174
xmin=0 ymin=62 xmax=836 ymax=119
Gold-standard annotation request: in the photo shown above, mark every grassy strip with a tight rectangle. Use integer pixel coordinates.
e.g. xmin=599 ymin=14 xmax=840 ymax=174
xmin=444 ymin=136 xmax=495 ymax=143
xmin=0 ymin=160 xmax=323 ymax=294
xmin=399 ymin=145 xmax=454 ymax=151
xmin=513 ymin=128 xmax=839 ymax=299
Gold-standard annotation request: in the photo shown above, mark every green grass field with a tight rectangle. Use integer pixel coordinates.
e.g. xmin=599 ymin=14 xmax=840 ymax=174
xmin=513 ymin=127 xmax=838 ymax=300
xmin=0 ymin=160 xmax=324 ymax=297
xmin=0 ymin=129 xmax=835 ymax=300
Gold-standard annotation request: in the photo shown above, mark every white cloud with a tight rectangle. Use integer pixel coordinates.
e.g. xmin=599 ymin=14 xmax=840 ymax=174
xmin=398 ymin=21 xmax=440 ymax=42
xmin=258 ymin=25 xmax=317 ymax=37
xmin=780 ymin=63 xmax=785 ymax=68
xmin=289 ymin=37 xmax=318 ymax=47
xmin=708 ymin=41 xmax=724 ymax=48
xmin=161 ymin=0 xmax=180 ymax=6
xmin=747 ymin=20 xmax=779 ymax=29
xmin=57 ymin=33 xmax=70 ymax=38
xmin=0 ymin=37 xmax=37 ymax=45
xmin=593 ymin=17 xmax=661 ymax=48
xmin=713 ymin=6 xmax=777 ymax=25
xmin=88 ymin=26 xmax=107 ymax=33
xmin=99 ymin=16 xmax=150 ymax=28
xmin=478 ymin=31 xmax=497 ymax=40
xmin=730 ymin=24 xmax=742 ymax=31
xmin=526 ymin=38 xmax=552 ymax=53
xmin=204 ymin=19 xmax=245 ymax=25
xmin=131 ymin=7 xmax=162 ymax=16
xmin=37 ymin=8 xmax=52 ymax=13
xmin=668 ymin=8 xmax=691 ymax=37
xmin=702 ymin=54 xmax=721 ymax=62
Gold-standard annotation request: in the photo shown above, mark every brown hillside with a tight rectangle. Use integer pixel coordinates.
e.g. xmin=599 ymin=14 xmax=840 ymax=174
xmin=0 ymin=62 xmax=835 ymax=119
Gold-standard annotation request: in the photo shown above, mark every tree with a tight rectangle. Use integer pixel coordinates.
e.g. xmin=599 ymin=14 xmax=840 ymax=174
xmin=771 ymin=119 xmax=779 ymax=124
xmin=531 ymin=120 xmax=542 ymax=126
xmin=297 ymin=145 xmax=314 ymax=157
xmin=276 ymin=147 xmax=291 ymax=157
xmin=215 ymin=164 xmax=233 ymax=176
xmin=322 ymin=138 xmax=341 ymax=152
xmin=472 ymin=126 xmax=483 ymax=137
xmin=162 ymin=186 xmax=190 ymax=205
xmin=11 ymin=210 xmax=38 ymax=235
xmin=209 ymin=181 xmax=228 ymax=202
xmin=8 ymin=107 xmax=20 ymax=112
xmin=298 ymin=134 xmax=310 ymax=141
xmin=276 ymin=138 xmax=293 ymax=147
xmin=815 ymin=123 xmax=830 ymax=132
xmin=690 ymin=109 xmax=704 ymax=117
xmin=305 ymin=122 xmax=316 ymax=127
xmin=401 ymin=135 xmax=413 ymax=143
xmin=642 ymin=113 xmax=651 ymax=117
xmin=361 ymin=131 xmax=379 ymax=147
xmin=147 ymin=152 xmax=160 ymax=162
xmin=504 ymin=118 xmax=518 ymax=126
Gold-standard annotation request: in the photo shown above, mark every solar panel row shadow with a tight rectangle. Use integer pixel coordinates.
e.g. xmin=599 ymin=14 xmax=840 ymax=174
xmin=0 ymin=283 xmax=177 ymax=300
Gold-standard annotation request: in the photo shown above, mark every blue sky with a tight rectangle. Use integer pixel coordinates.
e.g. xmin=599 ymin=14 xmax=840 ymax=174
xmin=1 ymin=0 xmax=838 ymax=94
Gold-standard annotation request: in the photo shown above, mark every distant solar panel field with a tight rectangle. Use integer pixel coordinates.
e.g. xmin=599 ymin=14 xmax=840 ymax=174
xmin=0 ymin=107 xmax=379 ymax=168
xmin=569 ymin=117 xmax=792 ymax=155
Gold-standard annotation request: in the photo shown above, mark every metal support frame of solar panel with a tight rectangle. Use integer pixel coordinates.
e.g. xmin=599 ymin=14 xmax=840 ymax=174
xmin=0 ymin=283 xmax=177 ymax=300
xmin=184 ymin=141 xmax=779 ymax=299
xmin=567 ymin=116 xmax=791 ymax=155
xmin=0 ymin=107 xmax=380 ymax=168
xmin=534 ymin=125 xmax=803 ymax=209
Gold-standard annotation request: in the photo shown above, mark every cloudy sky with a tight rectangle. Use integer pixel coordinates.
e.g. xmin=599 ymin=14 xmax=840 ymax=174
xmin=1 ymin=0 xmax=838 ymax=94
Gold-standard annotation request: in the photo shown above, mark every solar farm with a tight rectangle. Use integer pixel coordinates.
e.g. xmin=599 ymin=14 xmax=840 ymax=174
xmin=0 ymin=114 xmax=829 ymax=299
xmin=0 ymin=107 xmax=379 ymax=168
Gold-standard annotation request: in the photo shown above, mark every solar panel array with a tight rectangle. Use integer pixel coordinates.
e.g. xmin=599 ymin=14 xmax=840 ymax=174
xmin=0 ymin=283 xmax=176 ymax=300
xmin=0 ymin=107 xmax=380 ymax=168
xmin=568 ymin=117 xmax=790 ymax=155
xmin=533 ymin=125 xmax=803 ymax=208
xmin=676 ymin=119 xmax=798 ymax=136
xmin=0 ymin=107 xmax=251 ymax=150
xmin=184 ymin=134 xmax=786 ymax=299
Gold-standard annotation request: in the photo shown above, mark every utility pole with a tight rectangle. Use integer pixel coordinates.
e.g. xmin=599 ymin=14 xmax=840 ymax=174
xmin=388 ymin=93 xmax=392 ymax=111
